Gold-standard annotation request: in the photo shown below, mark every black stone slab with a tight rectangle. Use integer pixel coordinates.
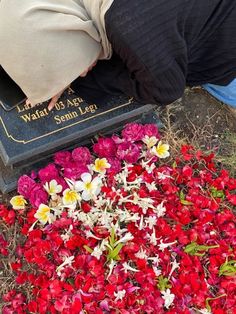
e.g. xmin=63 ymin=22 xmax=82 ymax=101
xmin=0 ymin=89 xmax=159 ymax=193
xmin=0 ymin=89 xmax=153 ymax=166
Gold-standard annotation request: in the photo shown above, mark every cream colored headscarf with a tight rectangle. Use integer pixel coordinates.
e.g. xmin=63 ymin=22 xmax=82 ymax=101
xmin=0 ymin=0 xmax=114 ymax=105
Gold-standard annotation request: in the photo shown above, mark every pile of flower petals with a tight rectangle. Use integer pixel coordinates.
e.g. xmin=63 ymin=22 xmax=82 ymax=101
xmin=1 ymin=123 xmax=236 ymax=314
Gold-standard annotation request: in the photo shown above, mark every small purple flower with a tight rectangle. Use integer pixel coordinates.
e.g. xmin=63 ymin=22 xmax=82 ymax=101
xmin=116 ymin=142 xmax=140 ymax=164
xmin=17 ymin=175 xmax=36 ymax=199
xmin=38 ymin=164 xmax=59 ymax=183
xmin=72 ymin=147 xmax=92 ymax=165
xmin=54 ymin=151 xmax=72 ymax=167
xmin=122 ymin=123 xmax=144 ymax=142
xmin=93 ymin=138 xmax=117 ymax=158
xmin=29 ymin=184 xmax=48 ymax=208
xmin=143 ymin=124 xmax=160 ymax=139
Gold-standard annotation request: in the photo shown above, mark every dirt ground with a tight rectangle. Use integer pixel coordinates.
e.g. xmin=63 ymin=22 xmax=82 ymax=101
xmin=0 ymin=87 xmax=236 ymax=202
xmin=159 ymin=87 xmax=236 ymax=176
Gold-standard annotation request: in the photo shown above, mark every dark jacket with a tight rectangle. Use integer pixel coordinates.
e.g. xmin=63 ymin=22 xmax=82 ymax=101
xmin=72 ymin=0 xmax=236 ymax=105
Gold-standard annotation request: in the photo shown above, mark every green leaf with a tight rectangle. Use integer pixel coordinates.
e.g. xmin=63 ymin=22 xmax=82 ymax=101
xmin=219 ymin=259 xmax=236 ymax=276
xmin=172 ymin=161 xmax=177 ymax=169
xmin=83 ymin=245 xmax=93 ymax=254
xmin=206 ymin=294 xmax=227 ymax=312
xmin=210 ymin=187 xmax=225 ymax=200
xmin=107 ymin=243 xmax=123 ymax=261
xmin=180 ymin=199 xmax=193 ymax=206
xmin=109 ymin=227 xmax=116 ymax=247
xmin=157 ymin=275 xmax=172 ymax=291
xmin=179 ymin=190 xmax=185 ymax=201
xmin=184 ymin=242 xmax=219 ymax=256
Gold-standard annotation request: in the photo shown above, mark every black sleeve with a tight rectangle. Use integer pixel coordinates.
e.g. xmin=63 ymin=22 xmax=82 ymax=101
xmin=71 ymin=51 xmax=186 ymax=106
xmin=70 ymin=53 xmax=129 ymax=103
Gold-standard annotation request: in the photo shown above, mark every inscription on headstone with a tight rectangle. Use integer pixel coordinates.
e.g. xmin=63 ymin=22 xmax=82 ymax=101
xmin=0 ymin=89 xmax=157 ymax=192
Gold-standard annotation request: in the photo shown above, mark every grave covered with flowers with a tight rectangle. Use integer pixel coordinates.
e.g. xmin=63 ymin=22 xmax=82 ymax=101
xmin=0 ymin=123 xmax=236 ymax=314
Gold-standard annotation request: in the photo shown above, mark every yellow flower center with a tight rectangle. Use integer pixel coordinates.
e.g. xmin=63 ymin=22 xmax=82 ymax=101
xmin=15 ymin=198 xmax=24 ymax=206
xmin=156 ymin=145 xmax=166 ymax=155
xmin=34 ymin=205 xmax=51 ymax=225
xmin=65 ymin=190 xmax=78 ymax=203
xmin=94 ymin=158 xmax=110 ymax=173
xmin=39 ymin=207 xmax=50 ymax=221
xmin=85 ymin=182 xmax=92 ymax=190
xmin=10 ymin=195 xmax=27 ymax=209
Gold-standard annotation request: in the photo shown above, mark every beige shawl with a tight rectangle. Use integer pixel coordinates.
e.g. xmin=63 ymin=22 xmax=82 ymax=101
xmin=0 ymin=0 xmax=114 ymax=105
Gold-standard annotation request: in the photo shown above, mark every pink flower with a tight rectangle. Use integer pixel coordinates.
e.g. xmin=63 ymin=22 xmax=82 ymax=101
xmin=107 ymin=157 xmax=122 ymax=174
xmin=38 ymin=164 xmax=59 ymax=183
xmin=122 ymin=123 xmax=144 ymax=142
xmin=93 ymin=138 xmax=117 ymax=158
xmin=72 ymin=147 xmax=92 ymax=165
xmin=142 ymin=124 xmax=160 ymax=139
xmin=29 ymin=184 xmax=48 ymax=208
xmin=17 ymin=175 xmax=36 ymax=199
xmin=63 ymin=162 xmax=88 ymax=180
xmin=112 ymin=135 xmax=124 ymax=144
xmin=54 ymin=151 xmax=72 ymax=167
xmin=116 ymin=142 xmax=140 ymax=163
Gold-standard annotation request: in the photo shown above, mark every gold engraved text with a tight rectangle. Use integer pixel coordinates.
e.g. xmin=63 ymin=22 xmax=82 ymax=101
xmin=20 ymin=108 xmax=49 ymax=122
xmin=54 ymin=111 xmax=79 ymax=125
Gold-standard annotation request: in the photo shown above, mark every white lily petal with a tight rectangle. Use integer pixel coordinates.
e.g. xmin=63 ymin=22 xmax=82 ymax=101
xmin=82 ymin=190 xmax=92 ymax=201
xmin=81 ymin=172 xmax=92 ymax=183
xmin=92 ymin=177 xmax=102 ymax=185
xmin=74 ymin=181 xmax=85 ymax=192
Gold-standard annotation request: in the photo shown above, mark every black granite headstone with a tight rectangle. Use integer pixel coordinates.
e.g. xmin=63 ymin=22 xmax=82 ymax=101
xmin=0 ymin=88 xmax=159 ymax=193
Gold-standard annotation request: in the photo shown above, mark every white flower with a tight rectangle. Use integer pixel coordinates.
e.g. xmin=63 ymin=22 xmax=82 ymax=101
xmin=44 ymin=179 xmax=62 ymax=196
xmin=107 ymin=260 xmax=117 ymax=279
xmin=158 ymin=239 xmax=177 ymax=252
xmin=151 ymin=141 xmax=170 ymax=159
xmin=135 ymin=248 xmax=148 ymax=260
xmin=61 ymin=225 xmax=73 ymax=242
xmin=146 ymin=181 xmax=157 ymax=191
xmin=92 ymin=158 xmax=110 ymax=174
xmin=155 ymin=201 xmax=166 ymax=218
xmin=122 ymin=262 xmax=140 ymax=273
xmin=168 ymin=258 xmax=180 ymax=279
xmin=138 ymin=214 xmax=144 ymax=230
xmin=75 ymin=173 xmax=102 ymax=201
xmin=91 ymin=245 xmax=104 ymax=260
xmin=116 ymin=209 xmax=140 ymax=223
xmin=56 ymin=255 xmax=74 ymax=276
xmin=99 ymin=210 xmax=113 ymax=228
xmin=157 ymin=172 xmax=171 ymax=180
xmin=34 ymin=204 xmax=54 ymax=225
xmin=161 ymin=289 xmax=175 ymax=309
xmin=141 ymin=159 xmax=156 ymax=173
xmin=142 ymin=135 xmax=158 ymax=149
xmin=115 ymin=232 xmax=134 ymax=245
xmin=145 ymin=215 xmax=157 ymax=229
xmin=153 ymin=266 xmax=162 ymax=277
xmin=62 ymin=188 xmax=81 ymax=207
xmin=114 ymin=289 xmax=126 ymax=302
xmin=146 ymin=228 xmax=158 ymax=246
xmin=148 ymin=255 xmax=160 ymax=266
xmin=10 ymin=195 xmax=27 ymax=210
xmin=84 ymin=230 xmax=102 ymax=240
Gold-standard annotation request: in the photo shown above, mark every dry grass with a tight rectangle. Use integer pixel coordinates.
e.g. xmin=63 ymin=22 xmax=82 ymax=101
xmin=158 ymin=100 xmax=236 ymax=176
xmin=0 ymin=219 xmax=33 ymax=311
